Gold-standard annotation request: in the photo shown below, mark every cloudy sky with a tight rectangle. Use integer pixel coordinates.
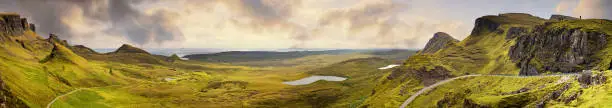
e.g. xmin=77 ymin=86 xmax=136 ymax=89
xmin=0 ymin=0 xmax=610 ymax=49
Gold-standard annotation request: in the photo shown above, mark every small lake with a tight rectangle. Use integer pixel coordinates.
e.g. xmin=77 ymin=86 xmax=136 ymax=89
xmin=283 ymin=75 xmax=347 ymax=85
xmin=378 ymin=64 xmax=400 ymax=70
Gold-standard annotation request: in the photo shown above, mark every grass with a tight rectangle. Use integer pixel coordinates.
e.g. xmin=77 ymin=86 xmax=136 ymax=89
xmin=409 ymin=76 xmax=561 ymax=107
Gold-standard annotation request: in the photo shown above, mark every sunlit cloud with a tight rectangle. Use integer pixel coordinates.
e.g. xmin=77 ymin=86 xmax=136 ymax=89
xmin=0 ymin=0 xmax=609 ymax=49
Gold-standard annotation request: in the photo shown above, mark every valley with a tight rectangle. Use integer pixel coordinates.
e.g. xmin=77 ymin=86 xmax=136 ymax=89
xmin=1 ymin=11 xmax=611 ymax=108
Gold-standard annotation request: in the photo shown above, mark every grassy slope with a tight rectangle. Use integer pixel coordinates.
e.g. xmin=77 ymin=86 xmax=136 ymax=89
xmin=51 ymin=57 xmax=394 ymax=108
xmin=410 ymin=70 xmax=612 ymax=108
xmin=0 ymin=31 xmax=183 ymax=107
xmin=394 ymin=18 xmax=612 ymax=107
xmin=362 ymin=14 xmax=612 ymax=107
xmin=409 ymin=76 xmax=561 ymax=107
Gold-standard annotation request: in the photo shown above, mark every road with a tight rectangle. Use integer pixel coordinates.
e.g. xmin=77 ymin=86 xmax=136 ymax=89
xmin=398 ymin=74 xmax=578 ymax=108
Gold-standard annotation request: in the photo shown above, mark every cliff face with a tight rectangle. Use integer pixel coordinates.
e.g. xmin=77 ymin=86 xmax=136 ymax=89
xmin=550 ymin=15 xmax=578 ymax=21
xmin=510 ymin=23 xmax=609 ymax=75
xmin=420 ymin=32 xmax=459 ymax=54
xmin=0 ymin=13 xmax=35 ymax=37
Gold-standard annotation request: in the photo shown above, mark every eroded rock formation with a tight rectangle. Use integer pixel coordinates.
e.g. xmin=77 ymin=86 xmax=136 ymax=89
xmin=0 ymin=13 xmax=34 ymax=36
xmin=510 ymin=24 xmax=609 ymax=75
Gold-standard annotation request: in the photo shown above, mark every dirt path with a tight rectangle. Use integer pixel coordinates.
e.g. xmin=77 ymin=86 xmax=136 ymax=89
xmin=45 ymin=88 xmax=85 ymax=108
xmin=46 ymin=85 xmax=120 ymax=108
xmin=399 ymin=74 xmax=578 ymax=108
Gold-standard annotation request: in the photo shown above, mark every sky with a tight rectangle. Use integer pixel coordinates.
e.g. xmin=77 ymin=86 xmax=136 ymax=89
xmin=0 ymin=0 xmax=610 ymax=49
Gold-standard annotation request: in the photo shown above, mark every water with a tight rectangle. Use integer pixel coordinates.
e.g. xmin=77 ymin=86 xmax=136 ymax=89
xmin=283 ymin=75 xmax=347 ymax=85
xmin=378 ymin=64 xmax=400 ymax=70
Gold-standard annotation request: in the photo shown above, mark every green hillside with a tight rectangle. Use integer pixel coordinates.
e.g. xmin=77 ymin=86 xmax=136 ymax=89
xmin=362 ymin=13 xmax=612 ymax=107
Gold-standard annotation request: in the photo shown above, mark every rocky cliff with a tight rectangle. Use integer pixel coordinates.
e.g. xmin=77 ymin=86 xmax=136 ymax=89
xmin=0 ymin=13 xmax=34 ymax=37
xmin=550 ymin=14 xmax=578 ymax=21
xmin=420 ymin=32 xmax=459 ymax=54
xmin=509 ymin=21 xmax=611 ymax=75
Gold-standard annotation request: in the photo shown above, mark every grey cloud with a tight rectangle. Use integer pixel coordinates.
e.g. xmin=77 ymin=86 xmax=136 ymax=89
xmin=295 ymin=0 xmax=406 ymax=48
xmin=107 ymin=0 xmax=183 ymax=45
xmin=215 ymin=0 xmax=301 ymax=29
xmin=0 ymin=0 xmax=184 ymax=46
xmin=573 ymin=0 xmax=612 ymax=19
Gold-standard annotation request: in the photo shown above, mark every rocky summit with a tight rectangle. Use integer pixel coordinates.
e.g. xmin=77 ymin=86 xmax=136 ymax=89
xmin=420 ymin=32 xmax=459 ymax=54
xmin=0 ymin=13 xmax=34 ymax=37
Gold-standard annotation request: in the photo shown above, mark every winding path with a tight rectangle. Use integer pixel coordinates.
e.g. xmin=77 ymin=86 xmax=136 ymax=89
xmin=46 ymin=85 xmax=120 ymax=108
xmin=46 ymin=88 xmax=85 ymax=108
xmin=398 ymin=74 xmax=578 ymax=108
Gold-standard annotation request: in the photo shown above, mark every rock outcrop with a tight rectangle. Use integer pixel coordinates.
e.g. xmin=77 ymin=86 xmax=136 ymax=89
xmin=0 ymin=13 xmax=35 ymax=36
xmin=509 ymin=24 xmax=609 ymax=75
xmin=113 ymin=44 xmax=150 ymax=54
xmin=471 ymin=16 xmax=501 ymax=36
xmin=550 ymin=15 xmax=578 ymax=21
xmin=46 ymin=34 xmax=69 ymax=46
xmin=420 ymin=32 xmax=459 ymax=54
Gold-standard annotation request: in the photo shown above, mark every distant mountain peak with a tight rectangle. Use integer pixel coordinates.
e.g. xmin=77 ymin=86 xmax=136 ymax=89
xmin=71 ymin=45 xmax=98 ymax=54
xmin=420 ymin=32 xmax=459 ymax=54
xmin=113 ymin=44 xmax=150 ymax=54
